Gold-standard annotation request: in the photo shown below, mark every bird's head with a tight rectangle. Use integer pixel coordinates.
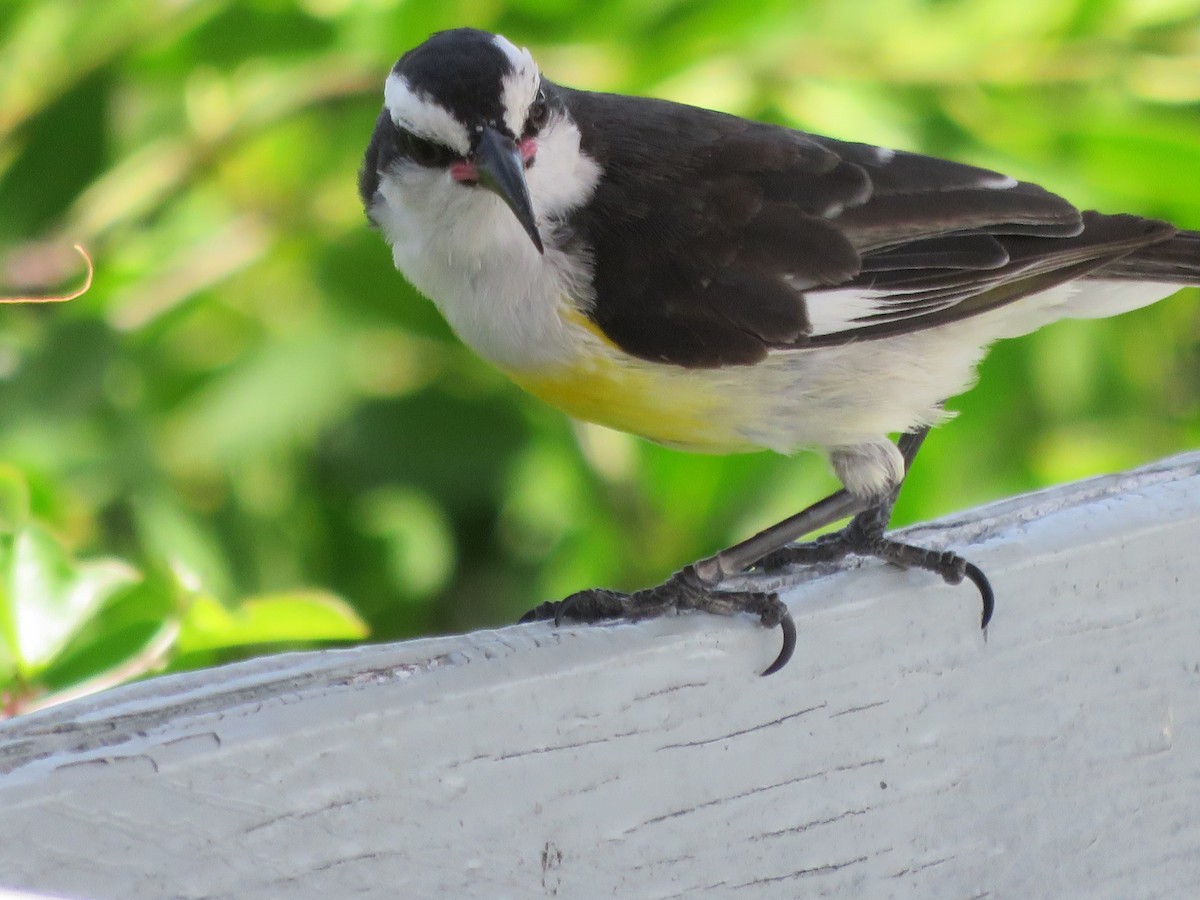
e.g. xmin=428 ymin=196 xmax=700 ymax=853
xmin=360 ymin=29 xmax=572 ymax=256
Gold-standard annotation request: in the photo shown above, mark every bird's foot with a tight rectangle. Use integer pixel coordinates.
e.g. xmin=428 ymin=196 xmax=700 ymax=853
xmin=757 ymin=519 xmax=994 ymax=630
xmin=519 ymin=565 xmax=797 ymax=677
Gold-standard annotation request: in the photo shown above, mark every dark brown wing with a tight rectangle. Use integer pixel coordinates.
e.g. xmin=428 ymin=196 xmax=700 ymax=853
xmin=561 ymin=86 xmax=1184 ymax=367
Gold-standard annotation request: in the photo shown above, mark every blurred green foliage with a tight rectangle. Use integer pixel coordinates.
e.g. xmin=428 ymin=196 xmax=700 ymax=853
xmin=1 ymin=0 xmax=1197 ymax=715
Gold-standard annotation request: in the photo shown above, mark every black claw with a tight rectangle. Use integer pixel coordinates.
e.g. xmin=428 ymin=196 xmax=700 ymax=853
xmin=964 ymin=562 xmax=995 ymax=629
xmin=760 ymin=611 xmax=796 ymax=677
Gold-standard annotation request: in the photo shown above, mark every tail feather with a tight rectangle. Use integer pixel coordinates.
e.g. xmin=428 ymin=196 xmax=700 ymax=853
xmin=1093 ymin=229 xmax=1200 ymax=285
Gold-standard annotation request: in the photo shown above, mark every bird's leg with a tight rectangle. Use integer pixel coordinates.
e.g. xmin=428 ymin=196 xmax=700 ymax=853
xmin=519 ymin=489 xmax=865 ymax=676
xmin=520 ymin=427 xmax=992 ymax=676
xmin=756 ymin=428 xmax=994 ymax=628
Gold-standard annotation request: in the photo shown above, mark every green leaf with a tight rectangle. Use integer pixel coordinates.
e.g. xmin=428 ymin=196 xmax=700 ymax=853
xmin=34 ymin=621 xmax=177 ymax=699
xmin=0 ymin=523 xmax=141 ymax=678
xmin=176 ymin=590 xmax=368 ymax=654
xmin=32 ymin=571 xmax=188 ymax=693
xmin=0 ymin=464 xmax=31 ymax=533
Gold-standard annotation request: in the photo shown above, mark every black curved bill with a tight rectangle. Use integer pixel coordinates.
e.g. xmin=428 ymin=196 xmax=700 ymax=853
xmin=474 ymin=125 xmax=543 ymax=254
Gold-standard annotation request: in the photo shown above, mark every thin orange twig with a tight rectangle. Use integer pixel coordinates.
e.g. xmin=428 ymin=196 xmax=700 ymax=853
xmin=0 ymin=243 xmax=94 ymax=304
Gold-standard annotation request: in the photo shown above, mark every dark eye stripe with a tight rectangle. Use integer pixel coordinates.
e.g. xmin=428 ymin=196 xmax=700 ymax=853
xmin=396 ymin=127 xmax=457 ymax=168
xmin=523 ymin=90 xmax=549 ymax=137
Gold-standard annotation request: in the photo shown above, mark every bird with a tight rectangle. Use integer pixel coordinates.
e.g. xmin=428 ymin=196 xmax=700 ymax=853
xmin=359 ymin=28 xmax=1198 ymax=674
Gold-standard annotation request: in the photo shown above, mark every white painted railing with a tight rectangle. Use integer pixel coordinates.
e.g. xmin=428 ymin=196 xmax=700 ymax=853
xmin=2 ymin=452 xmax=1199 ymax=899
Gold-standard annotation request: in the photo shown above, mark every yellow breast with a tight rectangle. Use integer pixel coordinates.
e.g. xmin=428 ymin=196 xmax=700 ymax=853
xmin=502 ymin=312 xmax=757 ymax=453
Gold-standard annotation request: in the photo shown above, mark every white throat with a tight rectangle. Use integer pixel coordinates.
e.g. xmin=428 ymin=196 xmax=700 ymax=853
xmin=373 ymin=115 xmax=602 ymax=371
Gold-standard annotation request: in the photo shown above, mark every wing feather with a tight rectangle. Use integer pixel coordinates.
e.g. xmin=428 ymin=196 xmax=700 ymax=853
xmin=560 ymin=85 xmax=1181 ymax=366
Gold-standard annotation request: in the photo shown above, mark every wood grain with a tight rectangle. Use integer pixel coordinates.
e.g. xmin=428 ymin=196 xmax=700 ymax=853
xmin=2 ymin=453 xmax=1199 ymax=899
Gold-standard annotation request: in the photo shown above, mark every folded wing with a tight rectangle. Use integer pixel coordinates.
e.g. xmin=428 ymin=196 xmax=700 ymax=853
xmin=565 ymin=87 xmax=1188 ymax=367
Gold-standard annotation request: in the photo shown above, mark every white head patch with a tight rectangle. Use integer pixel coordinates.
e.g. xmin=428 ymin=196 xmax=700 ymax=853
xmin=492 ymin=34 xmax=541 ymax=136
xmin=384 ymin=73 xmax=471 ymax=156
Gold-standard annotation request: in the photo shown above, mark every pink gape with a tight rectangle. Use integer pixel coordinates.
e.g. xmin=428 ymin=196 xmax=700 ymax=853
xmin=450 ymin=137 xmax=538 ymax=183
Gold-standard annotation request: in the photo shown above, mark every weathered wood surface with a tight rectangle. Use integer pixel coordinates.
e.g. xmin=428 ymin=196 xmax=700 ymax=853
xmin=2 ymin=453 xmax=1199 ymax=899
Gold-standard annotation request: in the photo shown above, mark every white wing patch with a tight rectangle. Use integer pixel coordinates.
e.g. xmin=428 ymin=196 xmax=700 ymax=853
xmin=978 ymin=173 xmax=1019 ymax=189
xmin=801 ymin=278 xmax=1183 ymax=342
xmin=799 ymin=286 xmax=960 ymax=337
xmin=384 ymin=73 xmax=471 ymax=155
xmin=803 ymin=287 xmax=888 ymax=336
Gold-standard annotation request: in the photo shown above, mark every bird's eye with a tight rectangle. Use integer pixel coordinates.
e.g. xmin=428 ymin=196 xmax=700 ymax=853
xmin=524 ymin=90 xmax=549 ymax=136
xmin=396 ymin=128 xmax=456 ymax=168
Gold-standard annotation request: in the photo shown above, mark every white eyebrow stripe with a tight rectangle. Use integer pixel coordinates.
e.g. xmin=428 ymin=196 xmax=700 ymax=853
xmin=493 ymin=34 xmax=541 ymax=136
xmin=491 ymin=33 xmax=529 ymax=70
xmin=384 ymin=73 xmax=471 ymax=155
